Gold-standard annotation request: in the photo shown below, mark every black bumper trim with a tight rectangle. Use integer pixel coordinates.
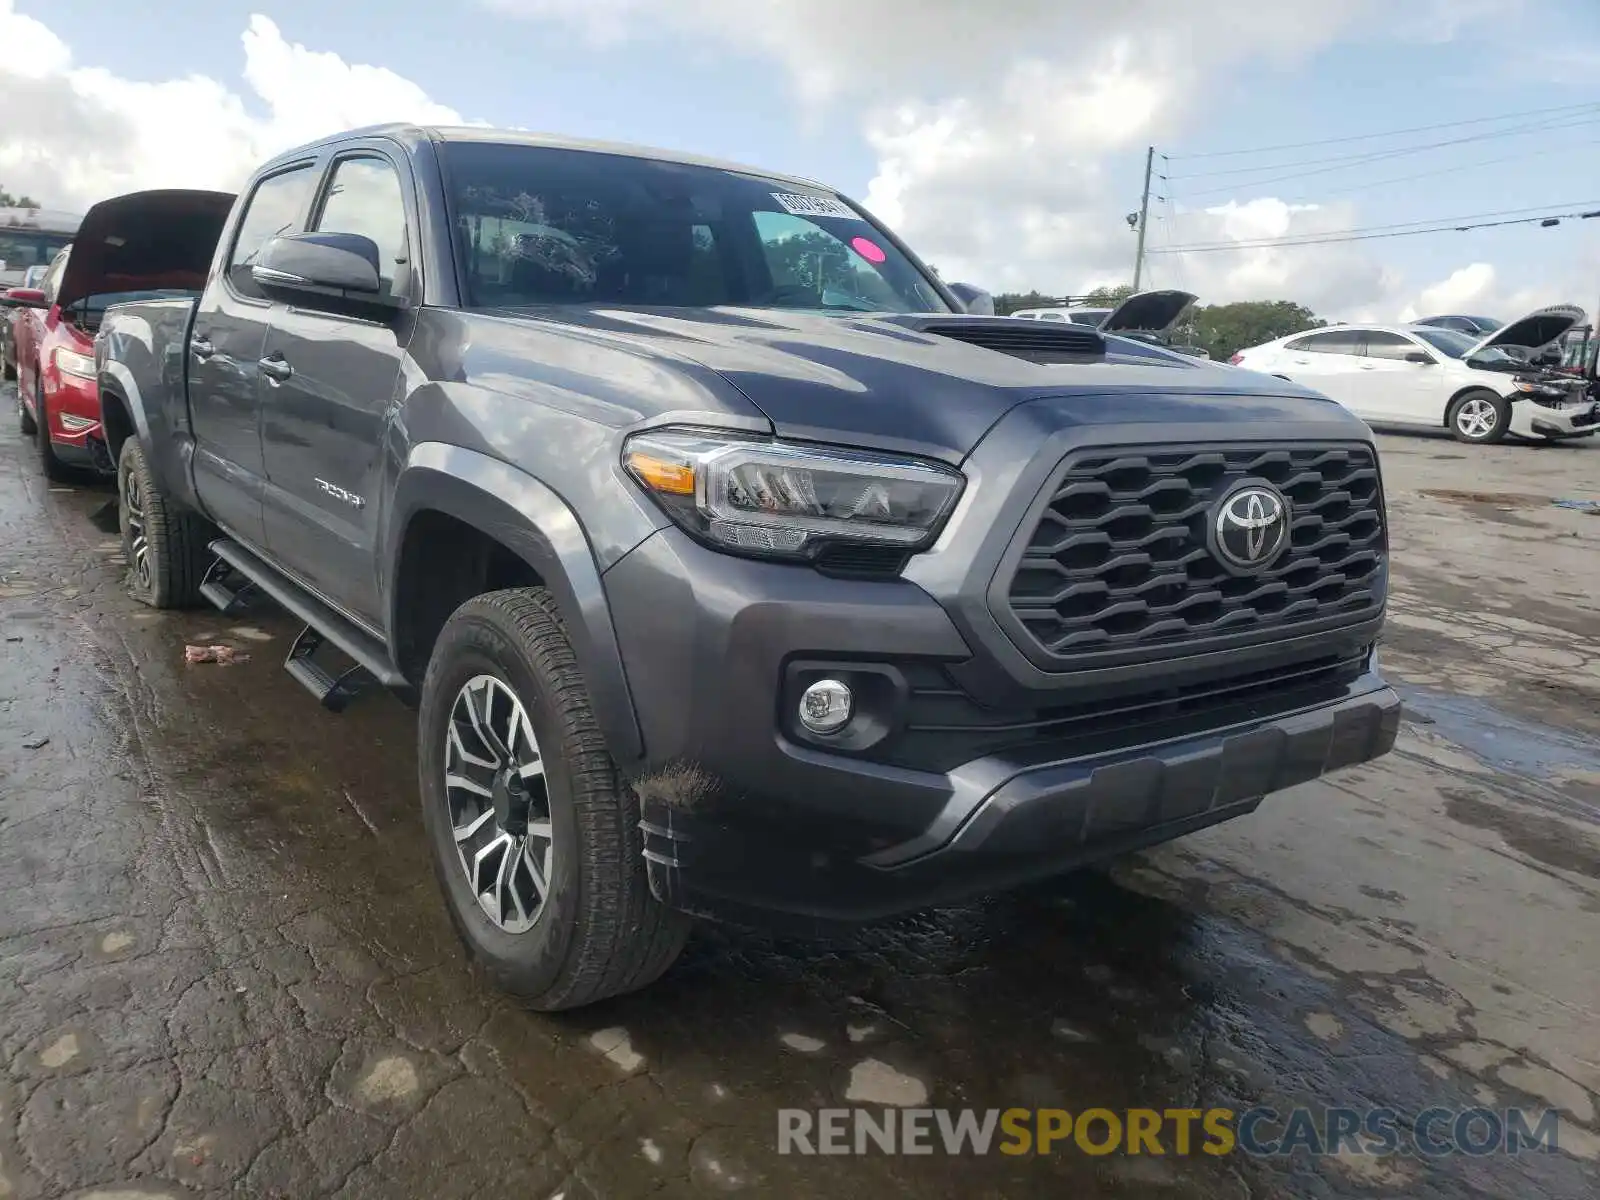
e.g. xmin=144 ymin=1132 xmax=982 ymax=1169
xmin=639 ymin=679 xmax=1401 ymax=926
xmin=864 ymin=678 xmax=1399 ymax=867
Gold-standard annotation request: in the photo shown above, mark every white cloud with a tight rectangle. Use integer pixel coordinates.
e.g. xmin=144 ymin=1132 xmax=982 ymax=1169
xmin=486 ymin=0 xmax=1534 ymax=318
xmin=0 ymin=3 xmax=465 ymax=212
xmin=2 ymin=0 xmax=1557 ymax=324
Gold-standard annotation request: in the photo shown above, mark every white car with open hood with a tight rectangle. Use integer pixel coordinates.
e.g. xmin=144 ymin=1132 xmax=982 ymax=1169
xmin=1230 ymin=305 xmax=1597 ymax=444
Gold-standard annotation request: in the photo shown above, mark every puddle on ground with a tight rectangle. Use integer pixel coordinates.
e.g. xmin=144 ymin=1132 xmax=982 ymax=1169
xmin=1418 ymin=488 xmax=1550 ymax=507
xmin=1395 ymin=683 xmax=1600 ymax=783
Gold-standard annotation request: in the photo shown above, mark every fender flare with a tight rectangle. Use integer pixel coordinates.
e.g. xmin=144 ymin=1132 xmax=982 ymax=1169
xmin=97 ymin=361 xmax=154 ymax=453
xmin=386 ymin=442 xmax=644 ymax=765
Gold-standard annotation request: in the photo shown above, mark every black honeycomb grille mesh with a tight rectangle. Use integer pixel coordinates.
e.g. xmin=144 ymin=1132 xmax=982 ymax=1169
xmin=1004 ymin=443 xmax=1385 ymax=660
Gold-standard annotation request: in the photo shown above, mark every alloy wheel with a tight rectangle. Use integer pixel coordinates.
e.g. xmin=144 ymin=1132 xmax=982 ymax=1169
xmin=121 ymin=464 xmax=151 ymax=590
xmin=443 ymin=673 xmax=553 ymax=934
xmin=1456 ymin=396 xmax=1498 ymax=440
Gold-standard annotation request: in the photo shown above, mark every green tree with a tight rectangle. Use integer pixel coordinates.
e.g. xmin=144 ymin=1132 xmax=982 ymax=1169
xmin=1081 ymin=284 xmax=1135 ymax=306
xmin=1187 ymin=300 xmax=1323 ymax=361
xmin=0 ymin=185 xmax=40 ymax=209
xmin=993 ymin=290 xmax=1059 ymax=315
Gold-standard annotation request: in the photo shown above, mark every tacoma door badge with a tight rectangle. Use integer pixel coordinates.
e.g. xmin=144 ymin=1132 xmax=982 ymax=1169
xmin=316 ymin=479 xmax=366 ymax=510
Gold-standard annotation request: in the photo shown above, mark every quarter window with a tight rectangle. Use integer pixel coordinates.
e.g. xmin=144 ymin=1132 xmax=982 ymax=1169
xmin=227 ymin=164 xmax=317 ymax=299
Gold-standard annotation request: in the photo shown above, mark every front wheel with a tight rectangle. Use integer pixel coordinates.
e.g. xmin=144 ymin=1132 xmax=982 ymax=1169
xmin=116 ymin=439 xmax=212 ymax=608
xmin=418 ymin=588 xmax=689 ymax=1011
xmin=1447 ymin=390 xmax=1510 ymax=444
xmin=34 ymin=379 xmax=69 ymax=482
xmin=17 ymin=381 xmax=35 ymax=436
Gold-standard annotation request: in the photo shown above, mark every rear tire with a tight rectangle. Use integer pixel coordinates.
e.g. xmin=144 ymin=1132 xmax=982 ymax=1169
xmin=35 ymin=379 xmax=70 ymax=482
xmin=418 ymin=588 xmax=689 ymax=1011
xmin=1447 ymin=390 xmax=1510 ymax=444
xmin=117 ymin=438 xmax=212 ymax=608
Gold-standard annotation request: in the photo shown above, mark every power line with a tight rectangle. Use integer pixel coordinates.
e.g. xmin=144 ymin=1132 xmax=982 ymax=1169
xmin=1268 ymin=141 xmax=1600 ymax=207
xmin=1165 ymin=100 xmax=1600 ymax=160
xmin=1147 ymin=208 xmax=1600 ymax=255
xmin=1164 ymin=202 xmax=1600 ymax=249
xmin=1173 ymin=113 xmax=1600 ymax=199
xmin=1165 ymin=111 xmax=1600 ymax=183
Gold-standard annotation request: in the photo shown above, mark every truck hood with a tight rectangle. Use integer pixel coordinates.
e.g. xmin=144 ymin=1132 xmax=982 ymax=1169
xmin=56 ymin=188 xmax=235 ymax=310
xmin=1100 ymin=289 xmax=1197 ymax=334
xmin=490 ymin=304 xmax=1318 ymax=463
xmin=1465 ymin=303 xmax=1586 ymax=357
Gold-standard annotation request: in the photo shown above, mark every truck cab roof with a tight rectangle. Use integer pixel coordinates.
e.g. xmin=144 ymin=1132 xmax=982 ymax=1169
xmin=259 ymin=122 xmax=832 ymax=194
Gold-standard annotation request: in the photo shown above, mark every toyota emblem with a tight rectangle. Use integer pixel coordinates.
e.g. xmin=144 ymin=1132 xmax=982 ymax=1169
xmin=1211 ymin=483 xmax=1290 ymax=572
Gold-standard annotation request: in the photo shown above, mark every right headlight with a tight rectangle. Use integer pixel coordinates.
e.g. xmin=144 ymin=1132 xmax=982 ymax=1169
xmin=622 ymin=428 xmax=965 ymax=561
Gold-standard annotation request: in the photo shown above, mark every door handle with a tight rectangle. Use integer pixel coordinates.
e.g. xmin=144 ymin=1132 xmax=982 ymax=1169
xmin=1358 ymin=363 xmax=1377 ymax=370
xmin=258 ymin=354 xmax=294 ymax=384
xmin=190 ymin=336 xmax=215 ymax=360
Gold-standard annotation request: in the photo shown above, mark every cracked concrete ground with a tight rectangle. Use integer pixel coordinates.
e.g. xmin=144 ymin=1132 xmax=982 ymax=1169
xmin=1 ymin=391 xmax=1597 ymax=1198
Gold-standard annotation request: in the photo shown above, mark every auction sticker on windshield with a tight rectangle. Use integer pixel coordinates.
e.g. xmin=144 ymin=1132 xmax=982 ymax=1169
xmin=772 ymin=193 xmax=859 ymax=220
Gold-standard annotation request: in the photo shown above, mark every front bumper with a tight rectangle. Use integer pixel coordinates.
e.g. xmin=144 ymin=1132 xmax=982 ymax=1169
xmin=605 ymin=525 xmax=1399 ymax=926
xmin=43 ymin=368 xmax=113 ymax=471
xmin=639 ymin=677 xmax=1398 ymax=925
xmin=1509 ymin=395 xmax=1600 ymax=439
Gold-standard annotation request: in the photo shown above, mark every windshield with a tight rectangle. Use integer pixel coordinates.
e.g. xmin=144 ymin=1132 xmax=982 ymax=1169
xmin=1411 ymin=326 xmax=1514 ymax=363
xmin=439 ymin=141 xmax=950 ymax=314
xmin=0 ymin=228 xmax=73 ymax=275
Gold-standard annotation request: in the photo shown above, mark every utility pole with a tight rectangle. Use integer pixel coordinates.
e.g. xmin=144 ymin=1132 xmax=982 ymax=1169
xmin=1132 ymin=145 xmax=1154 ymax=292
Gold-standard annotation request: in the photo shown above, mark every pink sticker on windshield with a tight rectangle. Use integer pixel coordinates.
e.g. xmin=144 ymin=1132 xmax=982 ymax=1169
xmin=850 ymin=236 xmax=887 ymax=264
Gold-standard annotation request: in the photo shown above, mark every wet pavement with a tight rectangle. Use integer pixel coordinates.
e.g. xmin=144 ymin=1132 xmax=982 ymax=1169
xmin=1 ymin=388 xmax=1597 ymax=1199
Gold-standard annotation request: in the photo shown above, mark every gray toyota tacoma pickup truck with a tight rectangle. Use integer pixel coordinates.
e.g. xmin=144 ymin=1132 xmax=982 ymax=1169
xmin=93 ymin=123 xmax=1400 ymax=1010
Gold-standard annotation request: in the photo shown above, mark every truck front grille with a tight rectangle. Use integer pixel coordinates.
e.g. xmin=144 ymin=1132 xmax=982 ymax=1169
xmin=1004 ymin=443 xmax=1385 ymax=663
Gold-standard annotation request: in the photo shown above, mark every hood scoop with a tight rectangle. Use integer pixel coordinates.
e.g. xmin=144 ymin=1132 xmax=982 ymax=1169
xmin=918 ymin=317 xmax=1106 ymax=364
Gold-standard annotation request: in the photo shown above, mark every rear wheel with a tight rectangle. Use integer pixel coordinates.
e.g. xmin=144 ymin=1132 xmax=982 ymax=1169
xmin=34 ymin=378 xmax=69 ymax=481
xmin=418 ymin=588 xmax=689 ymax=1011
xmin=117 ymin=439 xmax=212 ymax=608
xmin=1447 ymin=390 xmax=1510 ymax=444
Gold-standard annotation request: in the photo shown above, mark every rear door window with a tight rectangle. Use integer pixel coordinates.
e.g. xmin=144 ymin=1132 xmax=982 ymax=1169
xmin=227 ymin=163 xmax=317 ymax=300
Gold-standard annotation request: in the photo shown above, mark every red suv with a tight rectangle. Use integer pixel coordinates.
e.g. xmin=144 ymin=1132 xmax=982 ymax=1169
xmin=4 ymin=191 xmax=216 ymax=480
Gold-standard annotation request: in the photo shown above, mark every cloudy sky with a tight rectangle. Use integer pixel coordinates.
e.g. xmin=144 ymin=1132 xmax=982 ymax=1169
xmin=3 ymin=0 xmax=1598 ymax=321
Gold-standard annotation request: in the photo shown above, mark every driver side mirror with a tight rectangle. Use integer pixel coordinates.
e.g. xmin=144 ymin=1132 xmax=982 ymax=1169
xmin=1404 ymin=351 xmax=1434 ymax=365
xmin=251 ymin=233 xmax=403 ymax=310
xmin=0 ymin=287 xmax=49 ymax=311
xmin=946 ymin=281 xmax=995 ymax=316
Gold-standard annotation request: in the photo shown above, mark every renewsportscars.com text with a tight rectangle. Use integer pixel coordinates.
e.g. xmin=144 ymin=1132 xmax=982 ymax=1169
xmin=777 ymin=1106 xmax=1564 ymax=1158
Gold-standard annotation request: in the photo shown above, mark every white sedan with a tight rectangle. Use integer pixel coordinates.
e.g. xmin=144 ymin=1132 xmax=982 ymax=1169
xmin=1230 ymin=306 xmax=1598 ymax=444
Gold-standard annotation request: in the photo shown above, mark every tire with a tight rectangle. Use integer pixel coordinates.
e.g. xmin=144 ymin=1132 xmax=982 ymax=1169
xmin=17 ymin=380 xmax=35 ymax=436
xmin=34 ymin=378 xmax=70 ymax=482
xmin=1447 ymin=390 xmax=1510 ymax=444
xmin=117 ymin=438 xmax=212 ymax=608
xmin=418 ymin=588 xmax=689 ymax=1011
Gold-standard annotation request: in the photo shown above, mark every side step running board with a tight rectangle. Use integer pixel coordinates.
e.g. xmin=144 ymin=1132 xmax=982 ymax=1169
xmin=285 ymin=625 xmax=368 ymax=712
xmin=199 ymin=556 xmax=259 ymax=614
xmin=204 ymin=539 xmax=408 ymax=710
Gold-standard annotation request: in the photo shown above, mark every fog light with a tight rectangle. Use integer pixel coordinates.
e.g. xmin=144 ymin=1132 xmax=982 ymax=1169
xmin=799 ymin=678 xmax=853 ymax=734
